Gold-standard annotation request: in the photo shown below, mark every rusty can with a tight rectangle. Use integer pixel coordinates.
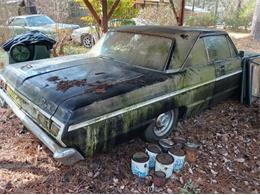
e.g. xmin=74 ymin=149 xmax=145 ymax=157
xmin=145 ymin=144 xmax=162 ymax=168
xmin=173 ymin=136 xmax=186 ymax=149
xmin=185 ymin=142 xmax=199 ymax=163
xmin=153 ymin=171 xmax=166 ymax=187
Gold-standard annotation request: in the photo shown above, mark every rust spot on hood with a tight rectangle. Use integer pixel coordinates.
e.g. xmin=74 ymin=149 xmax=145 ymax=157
xmin=56 ymin=79 xmax=87 ymax=92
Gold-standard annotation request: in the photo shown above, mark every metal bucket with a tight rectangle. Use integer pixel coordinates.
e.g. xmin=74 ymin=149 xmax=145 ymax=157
xmin=185 ymin=142 xmax=199 ymax=163
xmin=145 ymin=144 xmax=161 ymax=168
xmin=155 ymin=153 xmax=174 ymax=179
xmin=168 ymin=147 xmax=185 ymax=173
xmin=131 ymin=152 xmax=149 ymax=178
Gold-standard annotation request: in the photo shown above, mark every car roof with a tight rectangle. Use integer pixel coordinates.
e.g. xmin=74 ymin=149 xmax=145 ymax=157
xmin=112 ymin=25 xmax=227 ymax=38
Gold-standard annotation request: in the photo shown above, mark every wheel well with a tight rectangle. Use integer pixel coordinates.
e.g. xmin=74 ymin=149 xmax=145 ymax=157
xmin=81 ymin=33 xmax=91 ymax=40
xmin=178 ymin=106 xmax=187 ymax=120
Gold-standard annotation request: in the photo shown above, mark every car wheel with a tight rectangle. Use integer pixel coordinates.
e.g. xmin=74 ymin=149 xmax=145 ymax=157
xmin=144 ymin=109 xmax=178 ymax=142
xmin=81 ymin=34 xmax=94 ymax=48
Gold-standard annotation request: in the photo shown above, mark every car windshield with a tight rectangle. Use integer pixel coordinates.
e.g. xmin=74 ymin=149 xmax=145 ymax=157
xmin=26 ymin=16 xmax=55 ymax=27
xmin=89 ymin=32 xmax=173 ymax=71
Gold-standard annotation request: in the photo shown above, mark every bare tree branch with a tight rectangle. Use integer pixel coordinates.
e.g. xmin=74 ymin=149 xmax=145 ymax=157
xmin=108 ymin=0 xmax=120 ymax=20
xmin=82 ymin=0 xmax=101 ymax=26
xmin=169 ymin=0 xmax=180 ymax=25
xmin=100 ymin=0 xmax=108 ymax=33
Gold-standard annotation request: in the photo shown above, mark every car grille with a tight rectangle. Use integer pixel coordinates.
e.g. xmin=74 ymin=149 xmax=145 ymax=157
xmin=6 ymin=86 xmax=56 ymax=136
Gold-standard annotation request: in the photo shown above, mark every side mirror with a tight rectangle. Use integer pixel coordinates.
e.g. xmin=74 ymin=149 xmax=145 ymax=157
xmin=239 ymin=50 xmax=244 ymax=58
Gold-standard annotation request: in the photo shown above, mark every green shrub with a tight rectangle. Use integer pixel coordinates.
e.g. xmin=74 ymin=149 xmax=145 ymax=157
xmin=186 ymin=13 xmax=217 ymax=27
xmin=224 ymin=0 xmax=255 ymax=31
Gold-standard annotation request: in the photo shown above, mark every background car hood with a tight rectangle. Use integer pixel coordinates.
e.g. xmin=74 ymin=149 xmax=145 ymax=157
xmin=73 ymin=26 xmax=95 ymax=34
xmin=2 ymin=55 xmax=167 ymax=122
xmin=45 ymin=23 xmax=80 ymax=30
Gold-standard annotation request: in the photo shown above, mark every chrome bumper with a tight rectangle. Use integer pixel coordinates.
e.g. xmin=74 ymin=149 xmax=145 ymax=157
xmin=0 ymin=88 xmax=84 ymax=165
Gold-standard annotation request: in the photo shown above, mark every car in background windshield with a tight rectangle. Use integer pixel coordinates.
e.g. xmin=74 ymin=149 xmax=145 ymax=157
xmin=26 ymin=15 xmax=55 ymax=27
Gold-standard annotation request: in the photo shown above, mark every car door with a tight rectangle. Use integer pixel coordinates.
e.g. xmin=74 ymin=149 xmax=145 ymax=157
xmin=204 ymin=35 xmax=242 ymax=104
xmin=180 ymin=37 xmax=216 ymax=116
xmin=8 ymin=18 xmax=29 ymax=36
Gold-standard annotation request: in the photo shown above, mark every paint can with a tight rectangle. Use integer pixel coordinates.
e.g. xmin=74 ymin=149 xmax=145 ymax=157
xmin=155 ymin=153 xmax=174 ymax=179
xmin=185 ymin=141 xmax=199 ymax=163
xmin=173 ymin=136 xmax=186 ymax=149
xmin=158 ymin=138 xmax=174 ymax=152
xmin=153 ymin=171 xmax=166 ymax=187
xmin=168 ymin=147 xmax=186 ymax=173
xmin=131 ymin=152 xmax=149 ymax=178
xmin=145 ymin=144 xmax=162 ymax=168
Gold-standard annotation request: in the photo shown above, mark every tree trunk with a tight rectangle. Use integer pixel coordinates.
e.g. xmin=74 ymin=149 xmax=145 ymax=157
xmin=192 ymin=0 xmax=195 ymax=12
xmin=214 ymin=0 xmax=219 ymax=17
xmin=252 ymin=0 xmax=260 ymax=40
xmin=100 ymin=0 xmax=108 ymax=33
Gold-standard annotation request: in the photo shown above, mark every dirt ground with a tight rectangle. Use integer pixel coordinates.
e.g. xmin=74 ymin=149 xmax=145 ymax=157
xmin=0 ymin=34 xmax=260 ymax=194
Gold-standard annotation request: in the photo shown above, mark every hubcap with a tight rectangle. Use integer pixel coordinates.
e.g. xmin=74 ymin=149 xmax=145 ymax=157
xmin=83 ymin=36 xmax=92 ymax=48
xmin=154 ymin=111 xmax=174 ymax=137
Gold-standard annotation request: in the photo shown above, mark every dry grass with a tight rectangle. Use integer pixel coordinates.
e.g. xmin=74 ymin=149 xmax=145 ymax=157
xmin=229 ymin=32 xmax=260 ymax=54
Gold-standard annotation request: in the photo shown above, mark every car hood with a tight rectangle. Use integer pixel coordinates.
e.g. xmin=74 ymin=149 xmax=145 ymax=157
xmin=2 ymin=55 xmax=167 ymax=122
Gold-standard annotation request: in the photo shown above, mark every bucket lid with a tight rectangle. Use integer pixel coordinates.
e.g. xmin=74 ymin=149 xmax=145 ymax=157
xmin=185 ymin=141 xmax=200 ymax=149
xmin=159 ymin=138 xmax=174 ymax=149
xmin=147 ymin=144 xmax=161 ymax=154
xmin=156 ymin=153 xmax=174 ymax=165
xmin=173 ymin=136 xmax=186 ymax=144
xmin=132 ymin=152 xmax=149 ymax=163
xmin=169 ymin=147 xmax=185 ymax=157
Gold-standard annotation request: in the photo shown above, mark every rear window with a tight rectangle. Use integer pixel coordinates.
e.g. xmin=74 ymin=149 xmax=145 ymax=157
xmin=204 ymin=36 xmax=231 ymax=62
xmin=169 ymin=32 xmax=200 ymax=70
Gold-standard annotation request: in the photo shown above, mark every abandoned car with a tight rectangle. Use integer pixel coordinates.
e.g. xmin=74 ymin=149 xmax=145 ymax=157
xmin=0 ymin=26 xmax=246 ymax=165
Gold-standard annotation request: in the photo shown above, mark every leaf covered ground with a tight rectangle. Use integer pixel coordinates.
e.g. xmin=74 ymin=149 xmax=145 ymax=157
xmin=0 ymin=99 xmax=259 ymax=193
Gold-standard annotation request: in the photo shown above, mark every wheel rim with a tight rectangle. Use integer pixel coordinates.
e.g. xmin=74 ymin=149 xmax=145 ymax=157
xmin=153 ymin=111 xmax=174 ymax=137
xmin=83 ymin=36 xmax=92 ymax=48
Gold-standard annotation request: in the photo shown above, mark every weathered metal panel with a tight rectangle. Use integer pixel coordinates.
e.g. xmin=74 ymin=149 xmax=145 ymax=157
xmin=251 ymin=59 xmax=260 ymax=98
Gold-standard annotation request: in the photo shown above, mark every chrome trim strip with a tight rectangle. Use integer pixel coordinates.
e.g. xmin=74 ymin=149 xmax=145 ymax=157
xmin=68 ymin=70 xmax=242 ymax=132
xmin=0 ymin=88 xmax=84 ymax=165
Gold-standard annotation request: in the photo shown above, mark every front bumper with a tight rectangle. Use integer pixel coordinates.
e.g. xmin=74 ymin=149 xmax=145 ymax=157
xmin=0 ymin=88 xmax=84 ymax=165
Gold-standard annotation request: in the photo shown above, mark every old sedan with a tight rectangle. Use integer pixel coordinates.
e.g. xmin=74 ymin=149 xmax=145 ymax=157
xmin=1 ymin=14 xmax=80 ymax=40
xmin=0 ymin=26 xmax=244 ymax=165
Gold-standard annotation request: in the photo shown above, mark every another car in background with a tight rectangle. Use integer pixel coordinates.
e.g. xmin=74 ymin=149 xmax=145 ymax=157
xmin=1 ymin=14 xmax=80 ymax=40
xmin=71 ymin=18 xmax=155 ymax=48
xmin=71 ymin=26 xmax=97 ymax=48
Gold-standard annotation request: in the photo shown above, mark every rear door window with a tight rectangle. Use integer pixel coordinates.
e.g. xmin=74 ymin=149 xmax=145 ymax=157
xmin=204 ymin=36 xmax=231 ymax=62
